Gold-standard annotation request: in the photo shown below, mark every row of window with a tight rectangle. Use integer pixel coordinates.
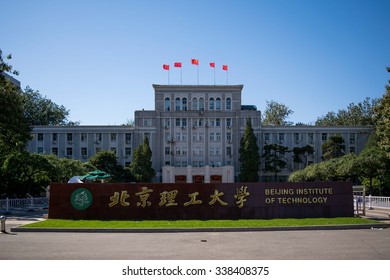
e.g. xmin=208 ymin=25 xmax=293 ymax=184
xmin=263 ymin=133 xmax=357 ymax=144
xmin=164 ymin=146 xmax=233 ymax=156
xmin=165 ymin=97 xmax=232 ymax=111
xmin=165 ymin=132 xmax=233 ymax=142
xmin=36 ymin=133 xmax=133 ymax=143
xmin=164 ymin=118 xmax=233 ymax=128
xmin=37 ymin=147 xmax=133 ymax=157
xmin=166 ymin=161 xmax=231 ymax=168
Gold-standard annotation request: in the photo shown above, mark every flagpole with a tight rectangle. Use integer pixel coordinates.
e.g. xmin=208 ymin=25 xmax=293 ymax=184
xmin=197 ymin=65 xmax=199 ymax=85
xmin=168 ymin=69 xmax=170 ymax=84
xmin=226 ymin=70 xmax=228 ymax=85
xmin=180 ymin=66 xmax=182 ymax=85
xmin=213 ymin=67 xmax=216 ymax=85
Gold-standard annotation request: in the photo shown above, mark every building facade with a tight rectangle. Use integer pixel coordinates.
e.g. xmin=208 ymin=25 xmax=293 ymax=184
xmin=27 ymin=84 xmax=372 ymax=182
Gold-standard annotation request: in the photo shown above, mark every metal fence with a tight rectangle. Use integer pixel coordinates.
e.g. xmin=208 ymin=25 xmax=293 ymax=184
xmin=367 ymin=195 xmax=390 ymax=210
xmin=0 ymin=197 xmax=48 ymax=213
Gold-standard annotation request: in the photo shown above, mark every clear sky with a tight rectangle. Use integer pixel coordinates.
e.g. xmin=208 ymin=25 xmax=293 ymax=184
xmin=1 ymin=0 xmax=389 ymax=125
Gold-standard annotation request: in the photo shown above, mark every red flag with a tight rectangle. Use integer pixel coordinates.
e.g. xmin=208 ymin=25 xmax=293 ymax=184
xmin=174 ymin=62 xmax=182 ymax=68
xmin=163 ymin=64 xmax=169 ymax=70
xmin=191 ymin=59 xmax=199 ymax=65
xmin=222 ymin=65 xmax=228 ymax=71
xmin=210 ymin=62 xmax=215 ymax=68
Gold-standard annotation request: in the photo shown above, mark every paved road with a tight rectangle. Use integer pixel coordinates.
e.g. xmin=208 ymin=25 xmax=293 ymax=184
xmin=1 ymin=208 xmax=390 ymax=260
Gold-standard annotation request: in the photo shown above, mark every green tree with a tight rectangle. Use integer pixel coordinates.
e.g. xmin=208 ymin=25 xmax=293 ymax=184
xmin=0 ymin=50 xmax=31 ymax=160
xmin=239 ymin=118 xmax=260 ymax=182
xmin=1 ymin=152 xmax=53 ymax=196
xmin=374 ymin=67 xmax=390 ymax=157
xmin=292 ymin=145 xmax=314 ymax=168
xmin=263 ymin=144 xmax=289 ymax=181
xmin=129 ymin=137 xmax=155 ymax=182
xmin=321 ymin=135 xmax=345 ymax=160
xmin=22 ymin=86 xmax=75 ymax=126
xmin=262 ymin=100 xmax=294 ymax=126
xmin=89 ymin=150 xmax=124 ymax=182
xmin=316 ymin=97 xmax=378 ymax=126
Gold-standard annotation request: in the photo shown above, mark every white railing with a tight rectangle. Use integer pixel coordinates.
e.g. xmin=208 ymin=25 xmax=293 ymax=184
xmin=367 ymin=195 xmax=390 ymax=210
xmin=0 ymin=197 xmax=48 ymax=212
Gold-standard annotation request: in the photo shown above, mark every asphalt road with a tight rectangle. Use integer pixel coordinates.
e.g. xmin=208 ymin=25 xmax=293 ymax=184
xmin=1 ymin=227 xmax=390 ymax=259
xmin=1 ymin=209 xmax=390 ymax=260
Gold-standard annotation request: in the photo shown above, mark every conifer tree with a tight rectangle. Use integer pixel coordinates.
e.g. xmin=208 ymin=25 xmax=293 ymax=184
xmin=129 ymin=136 xmax=155 ymax=182
xmin=239 ymin=118 xmax=260 ymax=181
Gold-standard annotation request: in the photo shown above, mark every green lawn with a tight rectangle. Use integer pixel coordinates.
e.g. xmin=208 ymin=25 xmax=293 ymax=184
xmin=23 ymin=217 xmax=379 ymax=229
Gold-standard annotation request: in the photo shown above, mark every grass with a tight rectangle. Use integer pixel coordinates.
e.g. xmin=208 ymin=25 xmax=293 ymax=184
xmin=22 ymin=217 xmax=379 ymax=229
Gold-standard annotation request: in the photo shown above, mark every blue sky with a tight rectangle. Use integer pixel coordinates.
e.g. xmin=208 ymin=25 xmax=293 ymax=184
xmin=1 ymin=0 xmax=389 ymax=125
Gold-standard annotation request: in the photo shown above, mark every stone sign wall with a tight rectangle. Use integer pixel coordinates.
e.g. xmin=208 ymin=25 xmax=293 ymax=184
xmin=48 ymin=182 xmax=353 ymax=220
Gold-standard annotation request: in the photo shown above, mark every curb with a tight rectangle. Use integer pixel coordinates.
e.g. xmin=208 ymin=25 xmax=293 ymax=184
xmin=10 ymin=223 xmax=390 ymax=233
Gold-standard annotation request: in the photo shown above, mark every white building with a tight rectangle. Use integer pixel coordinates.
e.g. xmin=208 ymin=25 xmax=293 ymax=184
xmin=27 ymin=84 xmax=372 ymax=182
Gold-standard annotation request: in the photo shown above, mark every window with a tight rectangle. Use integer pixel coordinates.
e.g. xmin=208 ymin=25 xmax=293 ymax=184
xmin=294 ymin=133 xmax=300 ymax=143
xmin=176 ymin=118 xmax=181 ymax=126
xmin=192 ymin=97 xmax=198 ymax=110
xmin=216 ymin=97 xmax=221 ymax=110
xmin=209 ymin=98 xmax=214 ymax=110
xmin=226 ymin=118 xmax=232 ymax=127
xmin=111 ymin=133 xmax=117 ymax=141
xmin=125 ymin=148 xmax=132 ymax=156
xmin=164 ymin=97 xmax=170 ymax=111
xmin=52 ymin=147 xmax=58 ymax=155
xmin=143 ymin=118 xmax=152 ymax=126
xmin=216 ymin=118 xmax=221 ymax=127
xmin=37 ymin=133 xmax=43 ymax=141
xmin=81 ymin=133 xmax=87 ymax=142
xmin=210 ymin=132 xmax=215 ymax=141
xmin=175 ymin=97 xmax=181 ymax=111
xmin=125 ymin=133 xmax=132 ymax=143
xmin=227 ymin=147 xmax=232 ymax=155
xmin=96 ymin=133 xmax=102 ymax=142
xmin=308 ymin=133 xmax=314 ymax=144
xmin=226 ymin=132 xmax=232 ymax=142
xmin=165 ymin=132 xmax=171 ymax=141
xmin=81 ymin=147 xmax=87 ymax=157
xmin=226 ymin=97 xmax=232 ymax=111
xmin=278 ymin=133 xmax=285 ymax=142
xmin=216 ymin=132 xmax=221 ymax=141
xmin=349 ymin=133 xmax=356 ymax=144
xmin=165 ymin=147 xmax=170 ymax=155
xmin=181 ymin=118 xmax=187 ymax=127
xmin=37 ymin=147 xmax=43 ymax=154
xmin=322 ymin=133 xmax=327 ymax=141
xmin=199 ymin=132 xmax=204 ymax=141
xmin=164 ymin=119 xmax=170 ymax=127
xmin=110 ymin=147 xmax=117 ymax=155
xmin=66 ymin=147 xmax=73 ymax=157
xmin=264 ymin=133 xmax=270 ymax=142
xmin=198 ymin=118 xmax=203 ymax=127
xmin=176 ymin=147 xmax=181 ymax=155
xmin=182 ymin=97 xmax=187 ymax=111
xmin=67 ymin=133 xmax=73 ymax=142
xmin=199 ymin=98 xmax=205 ymax=111
xmin=52 ymin=133 xmax=58 ymax=142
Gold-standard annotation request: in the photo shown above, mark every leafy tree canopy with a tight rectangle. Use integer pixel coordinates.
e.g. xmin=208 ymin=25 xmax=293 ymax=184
xmin=262 ymin=100 xmax=294 ymax=126
xmin=374 ymin=67 xmax=390 ymax=157
xmin=315 ymin=97 xmax=378 ymax=126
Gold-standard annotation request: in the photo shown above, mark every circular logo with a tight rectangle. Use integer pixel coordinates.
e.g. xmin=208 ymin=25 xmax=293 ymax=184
xmin=70 ymin=188 xmax=93 ymax=210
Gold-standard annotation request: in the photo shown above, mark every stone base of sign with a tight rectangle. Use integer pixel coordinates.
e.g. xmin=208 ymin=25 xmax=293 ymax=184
xmin=48 ymin=182 xmax=353 ymax=220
